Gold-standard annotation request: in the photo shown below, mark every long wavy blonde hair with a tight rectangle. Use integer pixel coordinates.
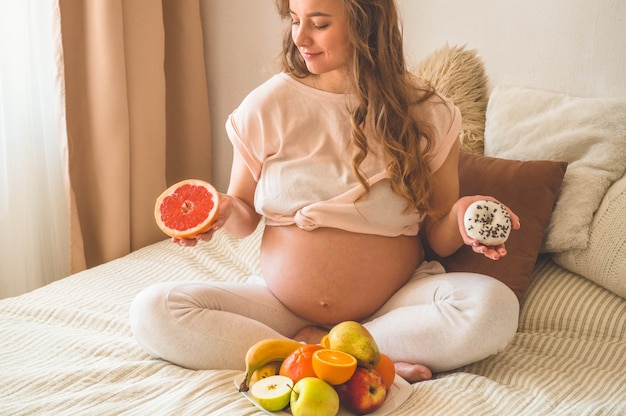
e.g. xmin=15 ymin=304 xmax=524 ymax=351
xmin=274 ymin=0 xmax=436 ymax=215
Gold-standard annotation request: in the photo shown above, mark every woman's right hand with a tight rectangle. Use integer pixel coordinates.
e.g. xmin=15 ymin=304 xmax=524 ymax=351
xmin=172 ymin=193 xmax=234 ymax=247
xmin=175 ymin=148 xmax=260 ymax=246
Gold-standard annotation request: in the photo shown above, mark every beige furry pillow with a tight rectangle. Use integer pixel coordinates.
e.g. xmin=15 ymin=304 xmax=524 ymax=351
xmin=413 ymin=44 xmax=489 ymax=155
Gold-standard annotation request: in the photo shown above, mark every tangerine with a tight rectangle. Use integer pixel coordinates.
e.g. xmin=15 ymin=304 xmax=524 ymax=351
xmin=312 ymin=349 xmax=357 ymax=385
xmin=374 ymin=353 xmax=396 ymax=389
xmin=279 ymin=344 xmax=322 ymax=384
xmin=154 ymin=179 xmax=219 ymax=239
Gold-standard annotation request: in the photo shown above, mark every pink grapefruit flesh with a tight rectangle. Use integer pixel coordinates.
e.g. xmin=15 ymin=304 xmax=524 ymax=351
xmin=154 ymin=179 xmax=219 ymax=239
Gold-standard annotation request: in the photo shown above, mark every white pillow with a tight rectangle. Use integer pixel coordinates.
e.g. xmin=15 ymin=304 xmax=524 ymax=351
xmin=484 ymin=86 xmax=626 ymax=252
xmin=553 ymin=174 xmax=626 ymax=298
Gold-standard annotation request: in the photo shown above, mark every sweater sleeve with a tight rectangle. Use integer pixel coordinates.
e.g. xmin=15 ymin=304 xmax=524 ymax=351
xmin=225 ymin=109 xmax=263 ymax=182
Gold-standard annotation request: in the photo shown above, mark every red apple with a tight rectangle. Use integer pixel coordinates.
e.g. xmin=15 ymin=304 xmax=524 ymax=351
xmin=335 ymin=367 xmax=386 ymax=414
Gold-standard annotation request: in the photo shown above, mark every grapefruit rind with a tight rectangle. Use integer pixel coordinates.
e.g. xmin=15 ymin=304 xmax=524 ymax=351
xmin=154 ymin=179 xmax=220 ymax=239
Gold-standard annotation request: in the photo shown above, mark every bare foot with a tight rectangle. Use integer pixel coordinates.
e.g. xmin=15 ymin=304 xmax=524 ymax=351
xmin=394 ymin=362 xmax=433 ymax=383
xmin=293 ymin=325 xmax=328 ymax=345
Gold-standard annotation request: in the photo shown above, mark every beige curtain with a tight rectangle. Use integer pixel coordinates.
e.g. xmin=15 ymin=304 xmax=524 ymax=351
xmin=59 ymin=0 xmax=211 ymax=272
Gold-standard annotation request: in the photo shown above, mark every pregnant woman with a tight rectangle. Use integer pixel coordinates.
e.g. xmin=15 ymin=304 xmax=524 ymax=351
xmin=130 ymin=0 xmax=520 ymax=383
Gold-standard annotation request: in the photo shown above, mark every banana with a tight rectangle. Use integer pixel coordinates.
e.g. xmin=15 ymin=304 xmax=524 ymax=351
xmin=248 ymin=360 xmax=282 ymax=386
xmin=238 ymin=338 xmax=302 ymax=392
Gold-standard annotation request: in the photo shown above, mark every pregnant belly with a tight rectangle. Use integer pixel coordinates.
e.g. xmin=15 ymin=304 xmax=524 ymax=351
xmin=260 ymin=225 xmax=423 ymax=325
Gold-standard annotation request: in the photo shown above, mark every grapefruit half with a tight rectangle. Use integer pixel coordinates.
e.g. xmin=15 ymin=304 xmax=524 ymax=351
xmin=154 ymin=179 xmax=220 ymax=239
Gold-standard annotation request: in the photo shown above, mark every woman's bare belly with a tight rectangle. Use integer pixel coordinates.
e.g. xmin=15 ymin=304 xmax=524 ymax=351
xmin=261 ymin=225 xmax=424 ymax=326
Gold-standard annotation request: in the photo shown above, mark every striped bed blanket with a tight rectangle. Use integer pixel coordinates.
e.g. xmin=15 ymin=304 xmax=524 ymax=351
xmin=1 ymin=224 xmax=624 ymax=415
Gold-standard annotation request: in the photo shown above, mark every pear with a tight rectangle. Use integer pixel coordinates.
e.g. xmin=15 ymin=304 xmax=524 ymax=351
xmin=328 ymin=321 xmax=380 ymax=369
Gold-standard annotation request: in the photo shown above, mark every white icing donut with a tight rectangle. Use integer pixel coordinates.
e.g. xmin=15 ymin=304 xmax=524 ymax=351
xmin=464 ymin=200 xmax=512 ymax=246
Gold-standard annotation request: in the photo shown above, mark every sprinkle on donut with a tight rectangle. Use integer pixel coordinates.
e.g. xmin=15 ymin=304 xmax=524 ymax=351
xmin=464 ymin=200 xmax=512 ymax=246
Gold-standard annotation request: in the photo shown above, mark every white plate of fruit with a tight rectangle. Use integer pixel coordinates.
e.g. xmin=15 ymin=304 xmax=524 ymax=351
xmin=234 ymin=321 xmax=413 ymax=415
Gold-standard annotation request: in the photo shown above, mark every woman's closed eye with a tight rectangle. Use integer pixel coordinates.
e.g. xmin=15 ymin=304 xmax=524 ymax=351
xmin=290 ymin=19 xmax=329 ymax=30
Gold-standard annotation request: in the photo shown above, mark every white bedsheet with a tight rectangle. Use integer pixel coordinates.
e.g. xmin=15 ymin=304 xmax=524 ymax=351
xmin=1 ymin=224 xmax=624 ymax=415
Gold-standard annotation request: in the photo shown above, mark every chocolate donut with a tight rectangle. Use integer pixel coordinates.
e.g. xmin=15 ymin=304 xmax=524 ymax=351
xmin=464 ymin=200 xmax=512 ymax=246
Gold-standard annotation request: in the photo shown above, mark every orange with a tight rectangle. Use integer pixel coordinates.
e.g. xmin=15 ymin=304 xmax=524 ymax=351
xmin=279 ymin=344 xmax=322 ymax=384
xmin=374 ymin=353 xmax=396 ymax=389
xmin=320 ymin=333 xmax=330 ymax=349
xmin=312 ymin=349 xmax=357 ymax=385
xmin=154 ymin=179 xmax=220 ymax=239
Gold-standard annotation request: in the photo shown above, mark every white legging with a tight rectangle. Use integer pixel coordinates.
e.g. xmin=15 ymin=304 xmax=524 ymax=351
xmin=129 ymin=261 xmax=519 ymax=373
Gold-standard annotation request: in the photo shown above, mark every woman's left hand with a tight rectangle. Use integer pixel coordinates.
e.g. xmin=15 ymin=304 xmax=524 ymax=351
xmin=456 ymin=195 xmax=521 ymax=260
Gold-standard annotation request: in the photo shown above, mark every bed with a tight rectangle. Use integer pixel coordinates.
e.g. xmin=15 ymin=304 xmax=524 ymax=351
xmin=2 ymin=74 xmax=625 ymax=414
xmin=2 ymin=22 xmax=626 ymax=416
xmin=1 ymin=211 xmax=625 ymax=415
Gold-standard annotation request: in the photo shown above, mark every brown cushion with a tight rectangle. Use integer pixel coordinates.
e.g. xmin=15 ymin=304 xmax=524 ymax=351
xmin=423 ymin=153 xmax=568 ymax=300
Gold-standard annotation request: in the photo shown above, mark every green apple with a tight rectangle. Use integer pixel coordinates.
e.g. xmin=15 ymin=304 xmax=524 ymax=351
xmin=290 ymin=377 xmax=340 ymax=416
xmin=250 ymin=375 xmax=293 ymax=412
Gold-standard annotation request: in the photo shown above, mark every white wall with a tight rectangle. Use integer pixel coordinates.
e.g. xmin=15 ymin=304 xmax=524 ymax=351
xmin=203 ymin=0 xmax=626 ymax=191
xmin=397 ymin=0 xmax=626 ymax=98
xmin=201 ymin=1 xmax=283 ymax=191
